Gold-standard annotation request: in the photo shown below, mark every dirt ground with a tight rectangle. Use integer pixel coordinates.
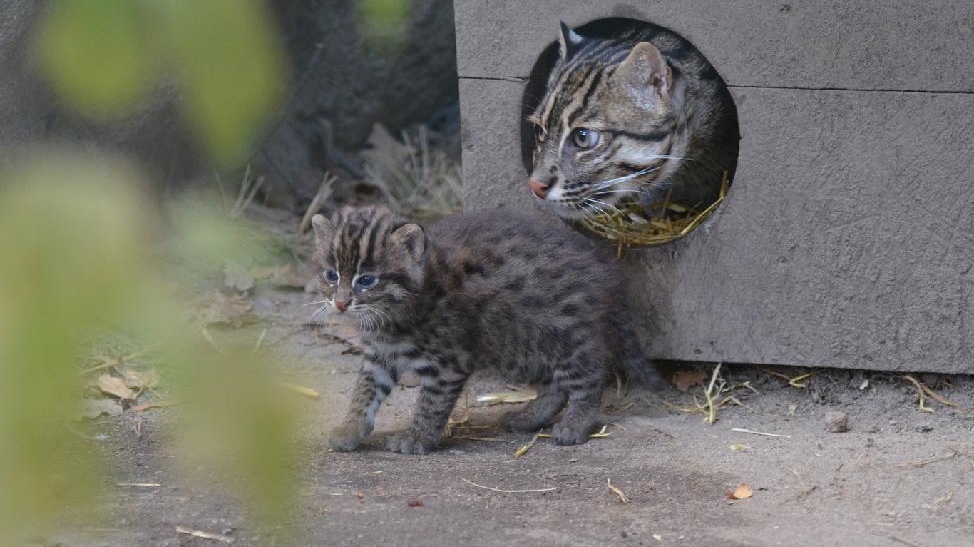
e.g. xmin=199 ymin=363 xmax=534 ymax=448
xmin=50 ymin=286 xmax=974 ymax=547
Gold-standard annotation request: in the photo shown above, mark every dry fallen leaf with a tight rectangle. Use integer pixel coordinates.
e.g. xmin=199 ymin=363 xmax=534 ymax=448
xmin=122 ymin=368 xmax=159 ymax=390
xmin=80 ymin=398 xmax=124 ymax=419
xmin=607 ymin=478 xmax=629 ymax=503
xmin=97 ymin=374 xmax=136 ymax=400
xmin=672 ymin=369 xmax=708 ymax=392
xmin=251 ymin=263 xmax=307 ymax=289
xmin=726 ymin=482 xmax=753 ymax=500
xmin=194 ymin=290 xmax=253 ymax=326
xmin=223 ymin=260 xmax=255 ymax=292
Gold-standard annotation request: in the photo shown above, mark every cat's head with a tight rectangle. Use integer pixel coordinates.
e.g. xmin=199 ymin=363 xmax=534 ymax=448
xmin=527 ymin=23 xmax=684 ymax=219
xmin=309 ymin=206 xmax=426 ymax=329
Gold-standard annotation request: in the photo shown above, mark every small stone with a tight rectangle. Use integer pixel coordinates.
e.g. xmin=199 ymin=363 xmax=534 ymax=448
xmin=824 ymin=411 xmax=849 ymax=433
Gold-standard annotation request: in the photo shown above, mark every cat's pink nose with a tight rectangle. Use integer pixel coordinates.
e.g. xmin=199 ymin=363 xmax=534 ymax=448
xmin=335 ymin=299 xmax=351 ymax=313
xmin=529 ymin=178 xmax=553 ymax=198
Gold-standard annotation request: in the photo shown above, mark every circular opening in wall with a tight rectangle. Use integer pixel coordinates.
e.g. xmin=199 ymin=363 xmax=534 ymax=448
xmin=521 ymin=18 xmax=740 ymax=248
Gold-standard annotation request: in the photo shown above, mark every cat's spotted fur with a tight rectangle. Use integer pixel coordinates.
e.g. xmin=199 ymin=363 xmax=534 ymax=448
xmin=311 ymin=206 xmax=661 ymax=454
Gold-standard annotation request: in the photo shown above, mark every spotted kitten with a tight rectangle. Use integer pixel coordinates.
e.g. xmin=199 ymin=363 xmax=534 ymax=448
xmin=310 ymin=206 xmax=662 ymax=454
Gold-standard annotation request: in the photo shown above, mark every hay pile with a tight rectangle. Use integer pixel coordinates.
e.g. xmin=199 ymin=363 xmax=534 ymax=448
xmin=580 ymin=173 xmax=729 ymax=254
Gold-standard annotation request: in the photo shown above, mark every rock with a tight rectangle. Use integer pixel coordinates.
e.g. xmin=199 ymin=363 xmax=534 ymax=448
xmin=824 ymin=410 xmax=849 ymax=433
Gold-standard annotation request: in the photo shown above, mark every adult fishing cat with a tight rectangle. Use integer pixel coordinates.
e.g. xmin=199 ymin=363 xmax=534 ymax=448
xmin=527 ymin=19 xmax=739 ymax=220
xmin=310 ymin=206 xmax=663 ymax=454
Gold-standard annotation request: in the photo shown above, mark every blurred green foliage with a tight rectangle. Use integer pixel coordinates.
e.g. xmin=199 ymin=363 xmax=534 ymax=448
xmin=358 ymin=0 xmax=412 ymax=51
xmin=2 ymin=1 xmax=299 ymax=545
xmin=37 ymin=0 xmax=285 ymax=166
xmin=0 ymin=157 xmax=144 ymax=545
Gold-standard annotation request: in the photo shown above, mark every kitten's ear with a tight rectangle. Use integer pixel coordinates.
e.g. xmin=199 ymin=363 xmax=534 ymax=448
xmin=616 ymin=42 xmax=673 ymax=102
xmin=311 ymin=214 xmax=335 ymax=244
xmin=558 ymin=21 xmax=585 ymax=58
xmin=389 ymin=223 xmax=426 ymax=262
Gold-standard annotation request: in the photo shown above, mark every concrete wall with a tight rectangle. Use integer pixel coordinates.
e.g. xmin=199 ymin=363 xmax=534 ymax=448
xmin=454 ymin=0 xmax=974 ymax=373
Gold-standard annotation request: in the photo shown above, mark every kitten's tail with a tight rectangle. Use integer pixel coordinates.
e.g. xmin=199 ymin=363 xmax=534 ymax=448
xmin=611 ymin=313 xmax=668 ymax=391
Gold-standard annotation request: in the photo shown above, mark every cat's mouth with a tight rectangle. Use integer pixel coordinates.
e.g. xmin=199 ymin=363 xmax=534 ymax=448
xmin=308 ymin=299 xmax=390 ymax=331
xmin=542 ymin=186 xmax=632 ymax=220
xmin=338 ymin=302 xmax=391 ymax=330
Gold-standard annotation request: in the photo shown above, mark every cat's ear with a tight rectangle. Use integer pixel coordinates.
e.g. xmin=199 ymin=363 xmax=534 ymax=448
xmin=558 ymin=21 xmax=585 ymax=58
xmin=389 ymin=223 xmax=426 ymax=262
xmin=616 ymin=42 xmax=673 ymax=102
xmin=311 ymin=214 xmax=335 ymax=244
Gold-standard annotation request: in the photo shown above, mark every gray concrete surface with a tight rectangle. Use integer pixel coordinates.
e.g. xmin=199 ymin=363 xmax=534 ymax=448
xmin=454 ymin=1 xmax=974 ymax=373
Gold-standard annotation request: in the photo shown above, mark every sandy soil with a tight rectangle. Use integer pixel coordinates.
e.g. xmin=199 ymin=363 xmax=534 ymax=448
xmin=48 ymin=287 xmax=974 ymax=547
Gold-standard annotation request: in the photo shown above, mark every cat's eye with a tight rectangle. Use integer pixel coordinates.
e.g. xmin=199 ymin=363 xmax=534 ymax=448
xmin=534 ymin=123 xmax=547 ymax=143
xmin=571 ymin=127 xmax=599 ymax=148
xmin=355 ymin=275 xmax=378 ymax=289
xmin=323 ymin=269 xmax=339 ymax=284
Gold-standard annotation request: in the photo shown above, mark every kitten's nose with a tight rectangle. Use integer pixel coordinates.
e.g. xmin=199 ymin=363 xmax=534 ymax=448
xmin=529 ymin=177 xmax=554 ymax=198
xmin=335 ymin=299 xmax=351 ymax=313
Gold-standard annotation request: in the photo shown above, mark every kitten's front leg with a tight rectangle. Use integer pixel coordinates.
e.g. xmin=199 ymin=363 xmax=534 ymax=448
xmin=388 ymin=367 xmax=467 ymax=455
xmin=329 ymin=361 xmax=395 ymax=452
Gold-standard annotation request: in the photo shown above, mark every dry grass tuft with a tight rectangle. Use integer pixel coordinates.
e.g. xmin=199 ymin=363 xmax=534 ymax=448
xmin=362 ymin=124 xmax=462 ymax=220
xmin=580 ymin=172 xmax=729 ymax=254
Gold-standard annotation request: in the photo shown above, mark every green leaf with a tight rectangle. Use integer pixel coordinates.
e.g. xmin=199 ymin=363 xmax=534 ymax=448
xmin=36 ymin=0 xmax=156 ymax=117
xmin=153 ymin=0 xmax=285 ymax=166
xmin=358 ymin=0 xmax=411 ymax=52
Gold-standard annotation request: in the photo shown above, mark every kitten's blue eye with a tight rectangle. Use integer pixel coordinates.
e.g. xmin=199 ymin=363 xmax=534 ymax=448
xmin=571 ymin=127 xmax=599 ymax=148
xmin=323 ymin=269 xmax=339 ymax=284
xmin=355 ymin=275 xmax=378 ymax=289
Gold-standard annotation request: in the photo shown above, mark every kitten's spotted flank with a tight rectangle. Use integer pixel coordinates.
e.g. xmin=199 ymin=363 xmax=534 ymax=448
xmin=311 ymin=206 xmax=662 ymax=454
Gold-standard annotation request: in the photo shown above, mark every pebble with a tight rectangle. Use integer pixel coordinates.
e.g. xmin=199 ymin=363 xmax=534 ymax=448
xmin=824 ymin=410 xmax=849 ymax=433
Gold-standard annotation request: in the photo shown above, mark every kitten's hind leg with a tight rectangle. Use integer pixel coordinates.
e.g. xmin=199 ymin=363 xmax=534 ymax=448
xmin=388 ymin=367 xmax=468 ymax=455
xmin=329 ymin=361 xmax=395 ymax=452
xmin=500 ymin=383 xmax=567 ymax=433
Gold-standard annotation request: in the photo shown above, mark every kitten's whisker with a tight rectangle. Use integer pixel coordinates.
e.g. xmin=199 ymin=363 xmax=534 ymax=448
xmin=310 ymin=304 xmax=330 ymax=321
xmin=371 ymin=307 xmax=391 ymax=326
xmin=302 ymin=300 xmax=329 ymax=307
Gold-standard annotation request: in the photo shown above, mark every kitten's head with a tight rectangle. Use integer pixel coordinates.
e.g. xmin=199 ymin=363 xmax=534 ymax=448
xmin=310 ymin=206 xmax=426 ymax=329
xmin=528 ymin=23 xmax=684 ymax=219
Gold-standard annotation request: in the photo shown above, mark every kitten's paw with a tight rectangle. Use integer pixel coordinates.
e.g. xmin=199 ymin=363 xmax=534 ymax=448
xmin=500 ymin=411 xmax=549 ymax=433
xmin=551 ymin=420 xmax=598 ymax=446
xmin=387 ymin=431 xmax=437 ymax=455
xmin=328 ymin=426 xmax=366 ymax=452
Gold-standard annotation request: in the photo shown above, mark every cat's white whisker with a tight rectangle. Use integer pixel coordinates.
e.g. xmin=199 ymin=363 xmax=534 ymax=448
xmin=591 ymin=167 xmax=658 ymax=192
xmin=584 ymin=197 xmax=624 ymax=217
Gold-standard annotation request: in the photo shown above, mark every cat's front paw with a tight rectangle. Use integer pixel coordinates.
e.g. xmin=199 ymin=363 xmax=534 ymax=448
xmin=328 ymin=425 xmax=367 ymax=452
xmin=387 ymin=431 xmax=438 ymax=454
xmin=551 ymin=420 xmax=598 ymax=446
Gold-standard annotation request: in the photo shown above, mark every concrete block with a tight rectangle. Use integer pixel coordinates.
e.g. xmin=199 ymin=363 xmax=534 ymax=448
xmin=455 ymin=1 xmax=974 ymax=372
xmin=455 ymin=0 xmax=974 ymax=91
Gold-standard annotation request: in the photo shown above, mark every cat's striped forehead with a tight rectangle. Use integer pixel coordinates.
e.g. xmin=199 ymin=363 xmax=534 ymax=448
xmin=325 ymin=206 xmax=400 ymax=273
xmin=534 ymin=44 xmax=629 ymax=131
